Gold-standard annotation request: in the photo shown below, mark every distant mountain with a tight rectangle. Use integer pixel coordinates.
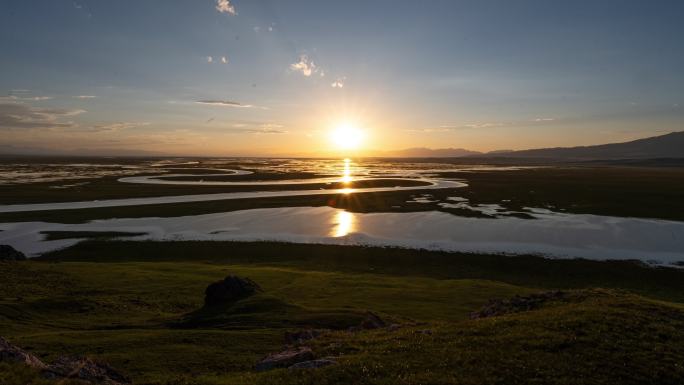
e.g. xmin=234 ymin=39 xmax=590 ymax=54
xmin=382 ymin=147 xmax=483 ymax=158
xmin=499 ymin=131 xmax=684 ymax=160
xmin=382 ymin=131 xmax=684 ymax=160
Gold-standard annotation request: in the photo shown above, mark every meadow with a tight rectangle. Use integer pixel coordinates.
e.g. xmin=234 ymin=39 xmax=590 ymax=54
xmin=3 ymin=241 xmax=684 ymax=384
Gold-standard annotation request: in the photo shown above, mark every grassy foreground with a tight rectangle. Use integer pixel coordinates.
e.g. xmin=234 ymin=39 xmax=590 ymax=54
xmin=2 ymin=241 xmax=684 ymax=384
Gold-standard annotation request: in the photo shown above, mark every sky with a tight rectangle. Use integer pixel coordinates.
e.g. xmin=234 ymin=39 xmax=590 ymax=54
xmin=1 ymin=0 xmax=683 ymax=156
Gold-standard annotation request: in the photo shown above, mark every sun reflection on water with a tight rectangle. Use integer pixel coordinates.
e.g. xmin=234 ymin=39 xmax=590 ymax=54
xmin=341 ymin=158 xmax=353 ymax=184
xmin=332 ymin=210 xmax=355 ymax=237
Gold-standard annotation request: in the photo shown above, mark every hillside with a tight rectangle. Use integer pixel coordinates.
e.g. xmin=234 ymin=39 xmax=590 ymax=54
xmin=497 ymin=131 xmax=684 ymax=160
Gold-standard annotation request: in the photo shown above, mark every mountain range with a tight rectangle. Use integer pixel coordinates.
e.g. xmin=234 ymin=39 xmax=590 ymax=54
xmin=385 ymin=131 xmax=684 ymax=160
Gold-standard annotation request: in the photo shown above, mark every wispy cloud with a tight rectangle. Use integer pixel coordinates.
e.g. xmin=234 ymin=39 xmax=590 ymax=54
xmin=331 ymin=77 xmax=346 ymax=88
xmin=90 ymin=122 xmax=150 ymax=132
xmin=236 ymin=123 xmax=287 ymax=134
xmin=196 ymin=100 xmax=256 ymax=108
xmin=0 ymin=103 xmax=84 ymax=130
xmin=216 ymin=0 xmax=236 ymax=15
xmin=0 ymin=95 xmax=53 ymax=102
xmin=408 ymin=117 xmax=561 ymax=133
xmin=290 ymin=55 xmax=319 ymax=77
xmin=73 ymin=95 xmax=97 ymax=99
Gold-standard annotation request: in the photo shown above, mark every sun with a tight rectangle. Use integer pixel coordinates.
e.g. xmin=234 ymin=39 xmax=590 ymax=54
xmin=330 ymin=122 xmax=365 ymax=150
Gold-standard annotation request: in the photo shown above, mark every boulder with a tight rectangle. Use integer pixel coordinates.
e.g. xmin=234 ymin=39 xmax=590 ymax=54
xmin=204 ymin=275 xmax=262 ymax=307
xmin=0 ymin=245 xmax=27 ymax=261
xmin=289 ymin=359 xmax=337 ymax=370
xmin=43 ymin=355 xmax=131 ymax=385
xmin=0 ymin=337 xmax=47 ymax=369
xmin=255 ymin=347 xmax=314 ymax=372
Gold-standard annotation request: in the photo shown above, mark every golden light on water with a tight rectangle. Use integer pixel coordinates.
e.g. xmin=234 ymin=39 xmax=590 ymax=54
xmin=341 ymin=158 xmax=352 ymax=183
xmin=332 ymin=210 xmax=355 ymax=237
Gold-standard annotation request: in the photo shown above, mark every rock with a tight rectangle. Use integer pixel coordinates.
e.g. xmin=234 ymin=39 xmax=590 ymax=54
xmin=0 ymin=245 xmax=27 ymax=261
xmin=284 ymin=329 xmax=322 ymax=345
xmin=359 ymin=311 xmax=386 ymax=330
xmin=387 ymin=324 xmax=401 ymax=332
xmin=255 ymin=347 xmax=314 ymax=372
xmin=204 ymin=275 xmax=262 ymax=307
xmin=0 ymin=337 xmax=47 ymax=369
xmin=43 ymin=355 xmax=131 ymax=385
xmin=470 ymin=290 xmax=567 ymax=319
xmin=289 ymin=359 xmax=337 ymax=370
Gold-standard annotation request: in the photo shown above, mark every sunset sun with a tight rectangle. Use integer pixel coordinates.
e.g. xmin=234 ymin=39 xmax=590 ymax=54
xmin=331 ymin=122 xmax=365 ymax=150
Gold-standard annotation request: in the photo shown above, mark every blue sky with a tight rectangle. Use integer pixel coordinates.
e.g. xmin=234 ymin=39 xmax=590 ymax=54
xmin=1 ymin=0 xmax=683 ymax=155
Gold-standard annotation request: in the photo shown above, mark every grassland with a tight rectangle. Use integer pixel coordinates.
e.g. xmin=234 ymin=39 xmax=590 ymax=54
xmin=2 ymin=241 xmax=684 ymax=384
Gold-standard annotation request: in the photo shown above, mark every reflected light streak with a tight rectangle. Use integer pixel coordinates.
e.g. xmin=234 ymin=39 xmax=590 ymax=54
xmin=341 ymin=158 xmax=353 ymax=184
xmin=332 ymin=210 xmax=355 ymax=237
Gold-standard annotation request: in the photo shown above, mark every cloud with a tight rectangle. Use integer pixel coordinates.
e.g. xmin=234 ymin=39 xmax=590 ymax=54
xmin=196 ymin=100 xmax=256 ymax=108
xmin=407 ymin=117 xmax=561 ymax=133
xmin=89 ymin=122 xmax=150 ymax=132
xmin=0 ymin=95 xmax=53 ymax=102
xmin=239 ymin=123 xmax=287 ymax=134
xmin=216 ymin=0 xmax=236 ymax=15
xmin=73 ymin=95 xmax=97 ymax=99
xmin=243 ymin=128 xmax=287 ymax=134
xmin=207 ymin=56 xmax=213 ymax=63
xmin=0 ymin=103 xmax=85 ymax=130
xmin=331 ymin=77 xmax=346 ymax=88
xmin=290 ymin=55 xmax=318 ymax=77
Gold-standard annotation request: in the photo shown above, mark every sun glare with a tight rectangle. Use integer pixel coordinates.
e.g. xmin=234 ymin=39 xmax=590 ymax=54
xmin=331 ymin=122 xmax=364 ymax=150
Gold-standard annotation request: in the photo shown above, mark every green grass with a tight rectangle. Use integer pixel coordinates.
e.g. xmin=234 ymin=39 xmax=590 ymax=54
xmin=40 ymin=241 xmax=684 ymax=303
xmin=3 ymin=241 xmax=684 ymax=384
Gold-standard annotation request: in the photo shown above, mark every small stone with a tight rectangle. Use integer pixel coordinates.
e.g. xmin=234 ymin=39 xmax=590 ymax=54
xmin=255 ymin=347 xmax=314 ymax=371
xmin=289 ymin=359 xmax=337 ymax=369
xmin=285 ymin=329 xmax=322 ymax=345
xmin=387 ymin=324 xmax=401 ymax=332
xmin=359 ymin=311 xmax=386 ymax=329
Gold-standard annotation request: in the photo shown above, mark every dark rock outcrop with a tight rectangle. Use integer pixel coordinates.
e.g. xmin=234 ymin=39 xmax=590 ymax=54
xmin=470 ymin=290 xmax=568 ymax=319
xmin=289 ymin=359 xmax=337 ymax=370
xmin=0 ymin=337 xmax=47 ymax=369
xmin=204 ymin=275 xmax=262 ymax=307
xmin=1 ymin=337 xmax=130 ymax=384
xmin=0 ymin=245 xmax=27 ymax=261
xmin=255 ymin=347 xmax=314 ymax=371
xmin=43 ymin=356 xmax=131 ymax=385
